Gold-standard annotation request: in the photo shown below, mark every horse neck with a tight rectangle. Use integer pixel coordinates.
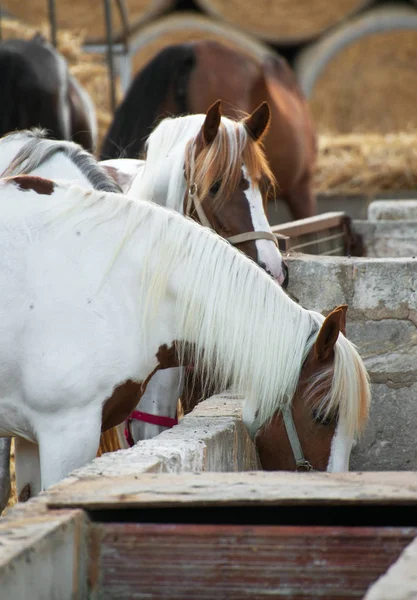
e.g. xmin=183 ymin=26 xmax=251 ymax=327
xmin=140 ymin=210 xmax=313 ymax=428
xmin=130 ymin=150 xmax=186 ymax=213
xmin=131 ymin=119 xmax=208 ymax=212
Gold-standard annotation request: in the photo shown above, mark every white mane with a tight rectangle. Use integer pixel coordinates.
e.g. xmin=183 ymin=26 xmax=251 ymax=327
xmin=130 ymin=113 xmax=253 ymax=211
xmin=26 ymin=180 xmax=369 ymax=437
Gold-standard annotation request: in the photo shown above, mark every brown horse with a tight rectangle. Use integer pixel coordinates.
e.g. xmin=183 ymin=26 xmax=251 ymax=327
xmin=101 ymin=40 xmax=317 ymax=220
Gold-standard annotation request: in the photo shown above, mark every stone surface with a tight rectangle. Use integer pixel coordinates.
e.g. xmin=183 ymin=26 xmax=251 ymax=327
xmin=364 ymin=536 xmax=417 ymax=600
xmin=61 ymin=395 xmax=258 ymax=484
xmin=287 ymin=255 xmax=417 ymax=471
xmin=368 ymin=200 xmax=417 ymax=221
xmin=354 ymin=220 xmax=417 ymax=258
xmin=350 ymin=384 xmax=417 ymax=471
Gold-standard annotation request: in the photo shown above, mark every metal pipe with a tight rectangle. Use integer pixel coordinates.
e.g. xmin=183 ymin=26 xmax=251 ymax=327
xmin=48 ymin=0 xmax=58 ymax=47
xmin=103 ymin=0 xmax=117 ymax=114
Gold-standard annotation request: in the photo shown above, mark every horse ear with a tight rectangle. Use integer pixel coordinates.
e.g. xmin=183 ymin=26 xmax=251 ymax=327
xmin=338 ymin=304 xmax=348 ymax=337
xmin=243 ymin=102 xmax=271 ymax=141
xmin=314 ymin=306 xmax=346 ymax=362
xmin=201 ymin=100 xmax=222 ymax=145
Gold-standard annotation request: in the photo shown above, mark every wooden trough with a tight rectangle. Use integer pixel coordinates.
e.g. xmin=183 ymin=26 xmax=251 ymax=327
xmin=2 ymin=394 xmax=417 ymax=599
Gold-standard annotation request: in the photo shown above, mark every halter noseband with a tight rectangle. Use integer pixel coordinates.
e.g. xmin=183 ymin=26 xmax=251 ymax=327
xmin=248 ymin=404 xmax=314 ymax=472
xmin=185 ymin=143 xmax=280 ymax=248
xmin=124 ymin=410 xmax=178 ymax=447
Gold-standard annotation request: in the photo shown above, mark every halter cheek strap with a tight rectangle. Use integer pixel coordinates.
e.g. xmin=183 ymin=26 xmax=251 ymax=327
xmin=248 ymin=405 xmax=314 ymax=472
xmin=186 ymin=143 xmax=279 ymax=249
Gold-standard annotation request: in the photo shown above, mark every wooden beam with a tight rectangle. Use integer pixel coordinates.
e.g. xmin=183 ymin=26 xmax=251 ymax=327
xmin=271 ymin=212 xmax=347 ymax=238
xmin=47 ymin=471 xmax=417 ymax=510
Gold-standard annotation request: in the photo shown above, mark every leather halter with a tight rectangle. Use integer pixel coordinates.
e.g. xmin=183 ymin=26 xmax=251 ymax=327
xmin=124 ymin=410 xmax=178 ymax=447
xmin=248 ymin=404 xmax=314 ymax=472
xmin=185 ymin=143 xmax=279 ymax=248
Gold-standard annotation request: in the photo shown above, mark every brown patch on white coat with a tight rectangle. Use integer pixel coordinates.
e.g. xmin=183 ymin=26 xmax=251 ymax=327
xmin=9 ymin=174 xmax=55 ymax=196
xmin=100 ymin=342 xmax=189 ymax=432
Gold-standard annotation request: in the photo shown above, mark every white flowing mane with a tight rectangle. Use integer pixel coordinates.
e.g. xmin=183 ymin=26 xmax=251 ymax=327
xmin=131 ymin=113 xmax=273 ymax=212
xmin=18 ymin=180 xmax=369 ymax=437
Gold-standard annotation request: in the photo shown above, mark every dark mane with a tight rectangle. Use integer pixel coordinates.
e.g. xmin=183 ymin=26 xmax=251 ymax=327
xmin=0 ymin=38 xmax=69 ymax=140
xmin=100 ymin=44 xmax=196 ymax=160
xmin=2 ymin=129 xmax=121 ymax=194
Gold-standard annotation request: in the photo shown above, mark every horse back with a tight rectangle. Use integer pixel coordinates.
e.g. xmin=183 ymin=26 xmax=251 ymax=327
xmin=258 ymin=54 xmax=317 ymax=189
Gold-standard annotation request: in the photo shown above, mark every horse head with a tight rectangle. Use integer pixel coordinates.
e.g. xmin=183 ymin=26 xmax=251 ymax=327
xmin=253 ymin=304 xmax=370 ymax=471
xmin=184 ymin=100 xmax=288 ymax=286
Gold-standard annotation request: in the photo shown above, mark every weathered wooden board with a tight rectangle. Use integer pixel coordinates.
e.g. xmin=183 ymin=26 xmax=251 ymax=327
xmin=47 ymin=471 xmax=417 ymax=511
xmin=0 ymin=500 xmax=88 ymax=598
xmin=92 ymin=523 xmax=417 ymax=599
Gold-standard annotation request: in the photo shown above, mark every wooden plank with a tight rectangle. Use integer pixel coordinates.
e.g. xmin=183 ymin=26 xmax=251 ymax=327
xmin=47 ymin=471 xmax=417 ymax=510
xmin=94 ymin=523 xmax=417 ymax=599
xmin=271 ymin=212 xmax=346 ymax=238
xmin=0 ymin=500 xmax=88 ymax=598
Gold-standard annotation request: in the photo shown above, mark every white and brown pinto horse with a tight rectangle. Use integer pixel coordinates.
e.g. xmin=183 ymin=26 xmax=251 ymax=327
xmin=0 ymin=129 xmax=121 ymax=511
xmin=0 ymin=176 xmax=370 ymax=496
xmin=100 ymin=100 xmax=289 ymax=446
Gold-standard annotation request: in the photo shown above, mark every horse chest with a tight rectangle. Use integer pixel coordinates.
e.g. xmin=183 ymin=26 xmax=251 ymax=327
xmin=101 ymin=379 xmax=144 ymax=432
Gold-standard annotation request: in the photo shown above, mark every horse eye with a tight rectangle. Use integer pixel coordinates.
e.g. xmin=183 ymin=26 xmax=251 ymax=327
xmin=210 ymin=181 xmax=221 ymax=195
xmin=312 ymin=408 xmax=333 ymax=427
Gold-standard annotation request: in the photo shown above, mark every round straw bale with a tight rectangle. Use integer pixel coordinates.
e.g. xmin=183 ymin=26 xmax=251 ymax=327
xmin=1 ymin=0 xmax=174 ymax=42
xmin=131 ymin=12 xmax=273 ymax=77
xmin=295 ymin=4 xmax=417 ymax=133
xmin=194 ymin=0 xmax=373 ymax=44
xmin=314 ymin=133 xmax=417 ymax=195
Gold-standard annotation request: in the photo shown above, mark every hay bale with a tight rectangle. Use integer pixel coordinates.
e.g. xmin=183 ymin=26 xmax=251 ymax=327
xmin=1 ymin=0 xmax=174 ymax=42
xmin=194 ymin=0 xmax=373 ymax=44
xmin=130 ymin=12 xmax=273 ymax=77
xmin=314 ymin=133 xmax=417 ymax=195
xmin=295 ymin=4 xmax=417 ymax=134
xmin=0 ymin=18 xmax=120 ymax=152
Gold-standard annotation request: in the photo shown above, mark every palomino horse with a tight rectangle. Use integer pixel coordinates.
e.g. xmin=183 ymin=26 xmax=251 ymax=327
xmin=0 ymin=129 xmax=121 ymax=512
xmin=0 ymin=176 xmax=369 ymax=495
xmin=101 ymin=40 xmax=317 ymax=220
xmin=100 ymin=99 xmax=288 ymax=446
xmin=0 ymin=34 xmax=97 ymax=152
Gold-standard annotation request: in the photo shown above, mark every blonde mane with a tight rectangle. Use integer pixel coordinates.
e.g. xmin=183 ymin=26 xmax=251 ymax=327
xmin=131 ymin=112 xmax=275 ymax=211
xmin=47 ymin=181 xmax=370 ymax=437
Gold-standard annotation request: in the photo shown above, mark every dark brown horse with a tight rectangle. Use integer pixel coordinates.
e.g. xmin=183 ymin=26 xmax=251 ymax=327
xmin=101 ymin=40 xmax=317 ymax=220
xmin=0 ymin=34 xmax=96 ymax=152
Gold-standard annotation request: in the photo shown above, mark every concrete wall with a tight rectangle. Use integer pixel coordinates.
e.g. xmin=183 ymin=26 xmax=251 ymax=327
xmin=354 ymin=220 xmax=417 ymax=258
xmin=63 ymin=394 xmax=258 ymax=483
xmin=286 ymin=255 xmax=417 ymax=471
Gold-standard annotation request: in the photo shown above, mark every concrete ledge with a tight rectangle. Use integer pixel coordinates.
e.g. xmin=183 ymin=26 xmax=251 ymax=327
xmin=368 ymin=200 xmax=417 ymax=221
xmin=60 ymin=394 xmax=258 ymax=485
xmin=354 ymin=220 xmax=417 ymax=257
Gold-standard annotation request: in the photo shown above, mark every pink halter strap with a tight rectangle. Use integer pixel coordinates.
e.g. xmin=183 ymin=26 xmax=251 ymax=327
xmin=124 ymin=410 xmax=179 ymax=447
